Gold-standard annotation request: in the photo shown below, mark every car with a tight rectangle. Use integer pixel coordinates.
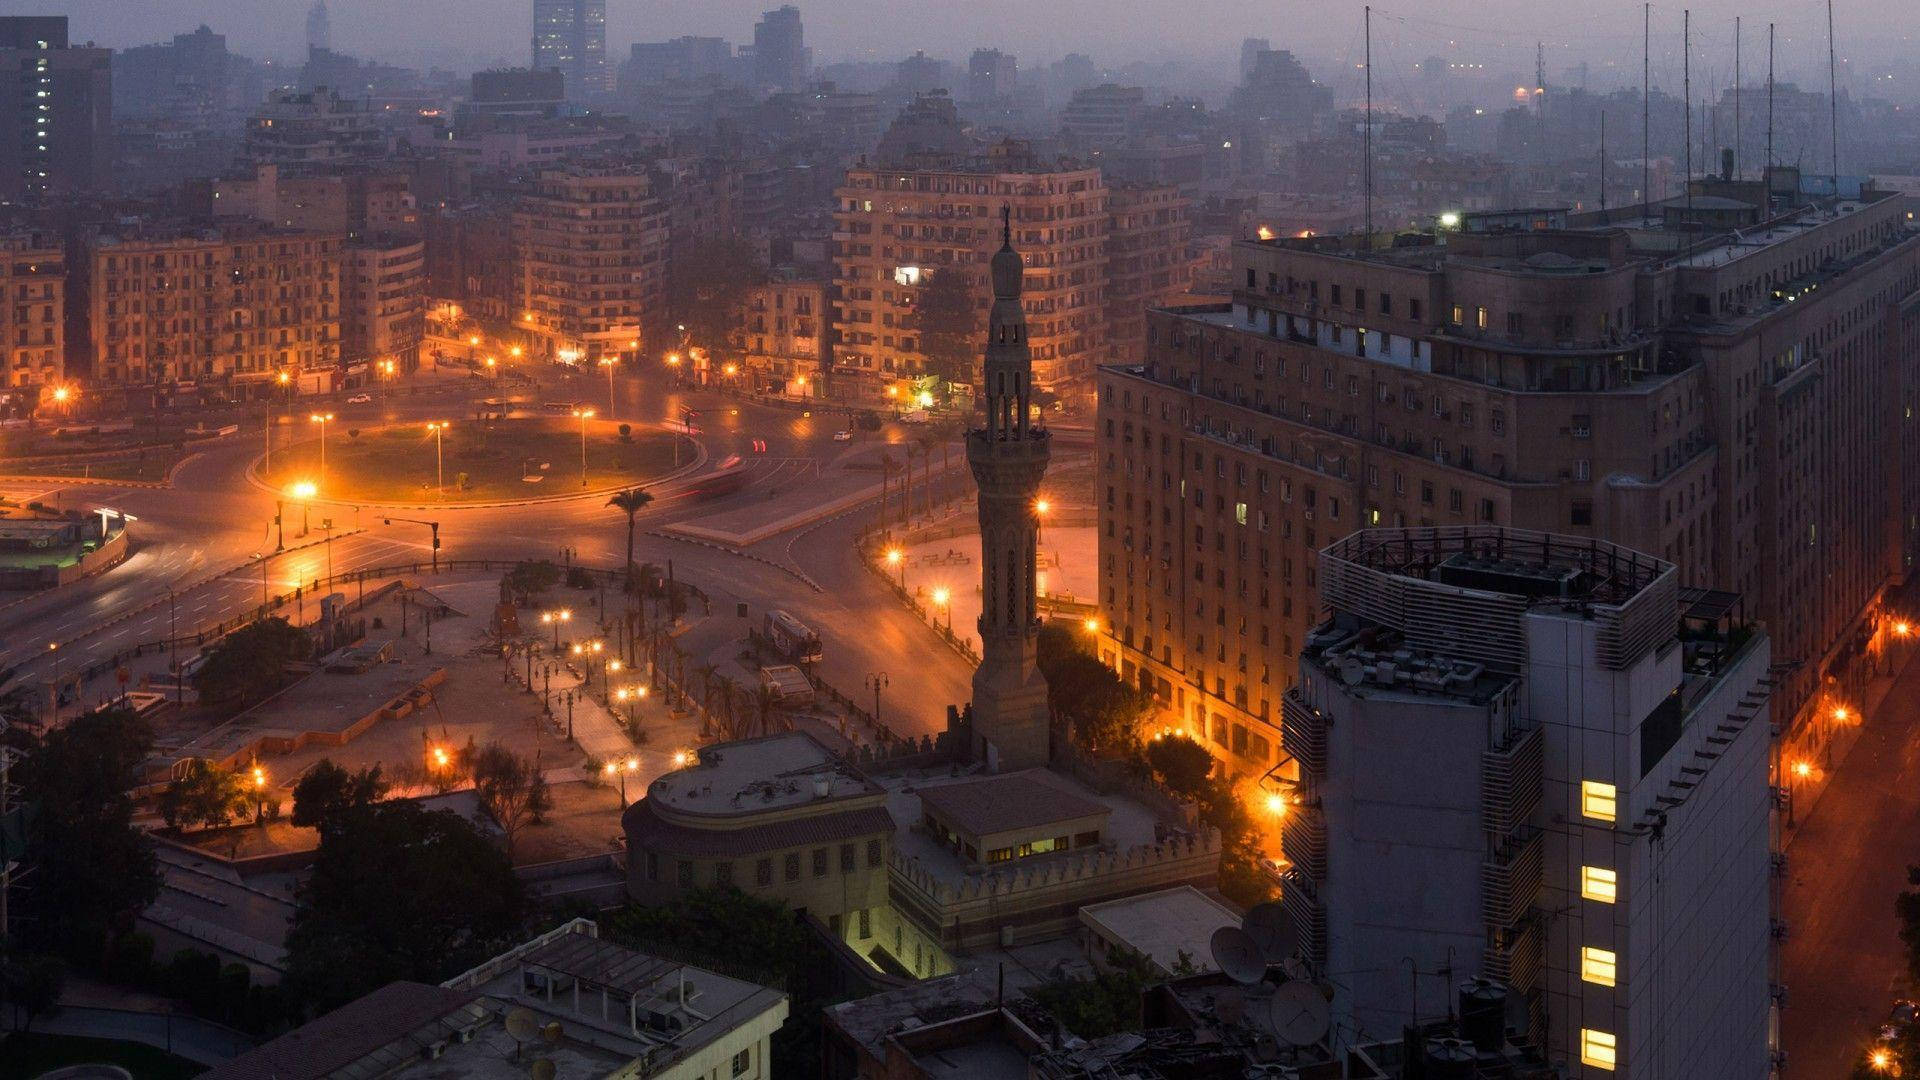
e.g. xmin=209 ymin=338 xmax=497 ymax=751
xmin=1258 ymin=856 xmax=1290 ymax=884
xmin=900 ymin=409 xmax=930 ymax=424
xmin=832 ymin=429 xmax=853 ymax=442
xmin=346 ymin=393 xmax=372 ymax=404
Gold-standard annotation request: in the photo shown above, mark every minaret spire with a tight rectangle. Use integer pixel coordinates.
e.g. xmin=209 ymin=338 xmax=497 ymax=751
xmin=964 ymin=209 xmax=1053 ymax=770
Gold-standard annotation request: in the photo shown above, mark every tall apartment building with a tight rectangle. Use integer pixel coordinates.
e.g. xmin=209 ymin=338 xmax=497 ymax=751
xmin=532 ymin=0 xmax=607 ymax=96
xmin=1105 ymin=184 xmax=1192 ymax=366
xmin=0 ymin=230 xmax=63 ymax=390
xmin=1094 ymin=192 xmax=1920 ymax=789
xmin=0 ymin=17 xmax=112 ymax=201
xmin=1282 ymin=527 xmax=1772 ymax=1078
xmin=514 ymin=166 xmax=668 ymax=363
xmin=79 ymin=223 xmax=341 ymax=392
xmin=240 ymin=87 xmax=385 ymax=166
xmin=342 ymin=235 xmax=425 ymax=372
xmin=735 ymin=272 xmax=828 ymax=394
xmin=832 ymin=143 xmax=1107 ymax=395
xmin=423 ymin=202 xmax=516 ymax=328
xmin=750 ymin=6 xmax=808 ymax=93
xmin=966 ymin=49 xmax=1017 ymax=104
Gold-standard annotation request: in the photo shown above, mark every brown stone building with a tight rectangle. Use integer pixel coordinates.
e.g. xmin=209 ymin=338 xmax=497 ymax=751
xmin=514 ymin=165 xmax=668 ymax=364
xmin=1095 ymin=191 xmax=1920 ymax=780
xmin=831 ymin=142 xmax=1107 ymax=397
xmin=734 ymin=270 xmax=828 ymax=395
xmin=0 ymin=229 xmax=62 ymax=391
xmin=341 ymin=235 xmax=425 ymax=373
xmin=80 ymin=222 xmax=341 ymax=393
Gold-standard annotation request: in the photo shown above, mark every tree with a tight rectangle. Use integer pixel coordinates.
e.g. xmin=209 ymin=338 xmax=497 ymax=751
xmin=470 ymin=743 xmax=552 ymax=860
xmin=1145 ymin=735 xmax=1214 ymax=797
xmin=9 ymin=706 xmax=160 ymax=962
xmin=283 ymin=801 xmax=526 ymax=1014
xmin=158 ymin=759 xmax=250 ymax=832
xmin=1026 ymin=945 xmax=1158 ymax=1039
xmin=291 ymin=759 xmax=388 ymax=831
xmin=668 ymin=235 xmax=764 ymax=363
xmin=192 ymin=617 xmax=311 ymax=707
xmin=2 ymin=954 xmax=66 ymax=1032
xmin=1036 ymin=621 xmax=1154 ymax=754
xmin=505 ymin=560 xmax=561 ymax=603
xmin=606 ymin=488 xmax=654 ymax=580
xmin=908 ymin=266 xmax=982 ymax=387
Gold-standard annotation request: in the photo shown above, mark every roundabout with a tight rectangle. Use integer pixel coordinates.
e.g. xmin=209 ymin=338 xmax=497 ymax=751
xmin=254 ymin=416 xmax=695 ymax=506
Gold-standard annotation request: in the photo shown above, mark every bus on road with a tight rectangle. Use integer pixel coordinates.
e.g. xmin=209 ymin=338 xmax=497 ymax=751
xmin=764 ymin=609 xmax=823 ymax=664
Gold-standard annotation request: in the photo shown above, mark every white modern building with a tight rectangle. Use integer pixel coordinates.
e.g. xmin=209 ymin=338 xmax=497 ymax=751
xmin=1279 ymin=526 xmax=1772 ymax=1077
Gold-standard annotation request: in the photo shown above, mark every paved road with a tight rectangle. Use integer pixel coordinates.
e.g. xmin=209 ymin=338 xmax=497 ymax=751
xmin=1779 ymin=643 xmax=1920 ymax=1075
xmin=3 ymin=363 xmax=988 ymax=739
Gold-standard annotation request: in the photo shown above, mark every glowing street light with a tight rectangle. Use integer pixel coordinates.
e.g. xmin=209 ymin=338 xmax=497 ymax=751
xmin=1265 ymin=792 xmax=1289 ymax=817
xmin=599 ymin=355 xmax=619 ymax=418
xmin=251 ymin=764 xmax=270 ymax=822
xmin=1870 ymin=1047 xmax=1893 ymax=1072
xmin=571 ymin=407 xmax=595 ymax=487
xmin=1896 ymin=620 xmax=1913 ymax=638
xmin=287 ymin=480 xmax=317 ymax=536
xmin=885 ymin=546 xmax=905 ymax=589
xmin=1792 ymin=760 xmax=1813 ymax=779
xmin=606 ymin=756 xmax=640 ymax=806
xmin=1083 ymin=617 xmax=1101 ymax=634
xmin=309 ymin=412 xmax=334 ymax=489
xmin=1833 ymin=705 xmax=1852 ymax=724
xmin=542 ymin=608 xmax=572 ymax=648
xmin=426 ymin=422 xmax=447 ymax=496
xmin=932 ymin=586 xmax=952 ymax=631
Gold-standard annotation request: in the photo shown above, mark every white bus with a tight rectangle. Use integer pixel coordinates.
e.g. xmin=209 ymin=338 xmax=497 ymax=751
xmin=764 ymin=610 xmax=823 ymax=664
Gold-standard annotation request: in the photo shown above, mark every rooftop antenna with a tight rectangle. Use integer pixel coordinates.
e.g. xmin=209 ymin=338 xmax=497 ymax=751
xmin=1767 ymin=23 xmax=1775 ymax=182
xmin=1363 ymin=4 xmax=1373 ymax=244
xmin=1734 ymin=16 xmax=1741 ymax=179
xmin=1683 ymin=9 xmax=1692 ymax=213
xmin=1600 ymin=111 xmax=1608 ymax=212
xmin=1642 ymin=3 xmax=1651 ymax=207
xmin=1826 ymin=0 xmax=1839 ymax=196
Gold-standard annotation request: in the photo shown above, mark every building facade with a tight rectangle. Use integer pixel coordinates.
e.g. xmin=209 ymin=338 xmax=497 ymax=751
xmin=341 ymin=236 xmax=425 ymax=373
xmin=736 ymin=273 xmax=828 ymax=394
xmin=1280 ymin=527 xmax=1772 ymax=1078
xmin=750 ymin=6 xmax=808 ymax=93
xmin=1104 ymin=184 xmax=1192 ymax=366
xmin=80 ymin=224 xmax=341 ymax=392
xmin=1094 ymin=192 xmax=1920 ymax=787
xmin=0 ymin=230 xmax=63 ymax=390
xmin=0 ymin=16 xmax=112 ymax=201
xmin=832 ymin=145 xmax=1107 ymax=394
xmin=240 ymin=87 xmax=384 ymax=166
xmin=514 ymin=165 xmax=668 ymax=363
xmin=532 ymin=0 xmax=607 ymax=96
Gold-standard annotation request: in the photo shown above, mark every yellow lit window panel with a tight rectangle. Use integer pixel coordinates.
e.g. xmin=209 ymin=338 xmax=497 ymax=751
xmin=1580 ymin=946 xmax=1618 ymax=987
xmin=1581 ymin=780 xmax=1618 ymax=823
xmin=1580 ymin=1028 xmax=1618 ymax=1070
xmin=1581 ymin=865 xmax=1618 ymax=904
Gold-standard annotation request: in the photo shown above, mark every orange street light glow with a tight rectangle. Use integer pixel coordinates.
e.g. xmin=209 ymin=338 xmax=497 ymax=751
xmin=1083 ymin=617 xmax=1100 ymax=633
xmin=432 ymin=747 xmax=450 ymax=768
xmin=287 ymin=480 xmax=317 ymax=500
xmin=1871 ymin=1048 xmax=1892 ymax=1071
xmin=885 ymin=548 xmax=903 ymax=565
xmin=932 ymin=587 xmax=950 ymax=605
xmin=1834 ymin=706 xmax=1852 ymax=723
xmin=1897 ymin=621 xmax=1913 ymax=637
xmin=468 ymin=335 xmax=481 ymax=346
xmin=672 ymin=750 xmax=692 ymax=768
xmin=1034 ymin=499 xmax=1051 ymax=514
xmin=1265 ymin=793 xmax=1288 ymax=816
xmin=1792 ymin=760 xmax=1813 ymax=778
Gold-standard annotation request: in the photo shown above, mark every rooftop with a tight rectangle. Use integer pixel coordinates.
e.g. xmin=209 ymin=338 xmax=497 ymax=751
xmin=914 ymin=770 xmax=1110 ymax=838
xmin=1078 ymin=885 xmax=1242 ymax=976
xmin=200 ymin=981 xmax=486 ymax=1080
xmin=644 ymin=731 xmax=881 ymax=818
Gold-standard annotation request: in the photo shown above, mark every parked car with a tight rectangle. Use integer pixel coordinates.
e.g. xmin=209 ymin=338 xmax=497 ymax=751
xmin=832 ymin=429 xmax=853 ymax=442
xmin=900 ymin=409 xmax=930 ymax=424
xmin=346 ymin=393 xmax=372 ymax=404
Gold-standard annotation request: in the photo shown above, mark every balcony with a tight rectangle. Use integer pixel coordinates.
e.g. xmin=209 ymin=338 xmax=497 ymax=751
xmin=1280 ymin=805 xmax=1326 ymax=881
xmin=1280 ymin=690 xmax=1326 ymax=776
xmin=1280 ymin=868 xmax=1329 ymax=971
xmin=1480 ymin=723 xmax=1542 ymax=838
xmin=1480 ymin=826 xmax=1543 ymax=930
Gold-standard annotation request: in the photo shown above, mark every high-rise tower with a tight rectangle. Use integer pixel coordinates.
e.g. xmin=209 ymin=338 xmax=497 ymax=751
xmin=532 ymin=0 xmax=607 ymax=96
xmin=305 ymin=0 xmax=330 ymax=53
xmin=965 ymin=209 xmax=1052 ymax=770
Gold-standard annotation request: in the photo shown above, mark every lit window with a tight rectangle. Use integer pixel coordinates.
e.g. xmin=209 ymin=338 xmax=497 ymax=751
xmin=1580 ymin=946 xmax=1618 ymax=987
xmin=1580 ymin=1028 xmax=1618 ymax=1070
xmin=1581 ymin=865 xmax=1618 ymax=904
xmin=1581 ymin=781 xmax=1618 ymax=823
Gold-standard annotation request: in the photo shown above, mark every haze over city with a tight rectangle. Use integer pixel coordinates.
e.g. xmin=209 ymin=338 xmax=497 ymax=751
xmin=0 ymin=1 xmax=1919 ymax=1078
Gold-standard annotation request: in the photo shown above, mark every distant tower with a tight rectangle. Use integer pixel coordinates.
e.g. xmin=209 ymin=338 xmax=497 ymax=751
xmin=306 ymin=0 xmax=330 ymax=53
xmin=965 ymin=208 xmax=1052 ymax=770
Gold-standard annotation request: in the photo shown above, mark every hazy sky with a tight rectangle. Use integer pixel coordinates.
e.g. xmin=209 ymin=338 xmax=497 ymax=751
xmin=45 ymin=0 xmax=1918 ymax=94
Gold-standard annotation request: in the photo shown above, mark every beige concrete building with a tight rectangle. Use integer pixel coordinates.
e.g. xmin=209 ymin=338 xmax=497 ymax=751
xmin=0 ymin=229 xmax=62 ymax=390
xmin=735 ymin=272 xmax=827 ymax=395
xmin=1095 ymin=190 xmax=1920 ymax=782
xmin=204 ymin=164 xmax=418 ymax=236
xmin=342 ymin=235 xmax=425 ymax=373
xmin=515 ymin=165 xmax=669 ymax=364
xmin=82 ymin=222 xmax=341 ymax=393
xmin=1105 ymin=183 xmax=1192 ymax=366
xmin=831 ymin=142 xmax=1107 ymax=395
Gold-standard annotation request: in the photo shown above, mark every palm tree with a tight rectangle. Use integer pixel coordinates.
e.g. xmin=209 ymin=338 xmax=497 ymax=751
xmin=606 ymin=488 xmax=654 ymax=582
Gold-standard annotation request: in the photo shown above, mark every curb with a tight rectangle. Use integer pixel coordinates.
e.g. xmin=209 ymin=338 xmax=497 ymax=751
xmin=646 ymin=529 xmax=823 ymax=593
xmin=0 ymin=473 xmax=171 ymax=489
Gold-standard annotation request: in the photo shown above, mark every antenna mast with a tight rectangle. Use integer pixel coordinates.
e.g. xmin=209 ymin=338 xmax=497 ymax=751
xmin=1683 ymin=9 xmax=1692 ymax=212
xmin=1642 ymin=3 xmax=1651 ymax=207
xmin=1767 ymin=23 xmax=1775 ymax=180
xmin=1364 ymin=5 xmax=1373 ymax=243
xmin=1600 ymin=112 xmax=1608 ymax=211
xmin=1734 ymin=17 xmax=1742 ymax=179
xmin=1826 ymin=0 xmax=1839 ymax=194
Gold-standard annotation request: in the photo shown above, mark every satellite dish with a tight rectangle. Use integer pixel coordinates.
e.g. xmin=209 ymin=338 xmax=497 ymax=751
xmin=541 ymin=1020 xmax=564 ymax=1045
xmin=504 ymin=1007 xmax=539 ymax=1042
xmin=530 ymin=1060 xmax=557 ymax=1080
xmin=1211 ymin=926 xmax=1267 ymax=985
xmin=1267 ymin=980 xmax=1331 ymax=1047
xmin=1243 ymin=903 xmax=1297 ymax=964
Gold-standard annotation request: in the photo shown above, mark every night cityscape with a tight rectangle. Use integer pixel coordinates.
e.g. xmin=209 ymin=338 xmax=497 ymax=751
xmin=0 ymin=1 xmax=1917 ymax=1077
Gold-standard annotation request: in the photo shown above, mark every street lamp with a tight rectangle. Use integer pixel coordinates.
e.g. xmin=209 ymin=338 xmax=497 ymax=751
xmin=572 ymin=407 xmax=595 ymax=488
xmin=543 ymin=608 xmax=572 ymax=649
xmin=426 ymin=422 xmax=447 ymax=496
xmin=1083 ymin=617 xmax=1101 ymax=634
xmin=1264 ymin=792 xmax=1289 ymax=819
xmin=885 ymin=547 xmax=905 ymax=590
xmin=605 ymin=756 xmax=639 ymax=806
xmin=865 ymin=672 xmax=890 ymax=726
xmin=287 ymin=480 xmax=317 ymax=536
xmin=932 ymin=587 xmax=952 ymax=632
xmin=309 ymin=412 xmax=334 ymax=490
xmin=251 ymin=764 xmax=269 ymax=823
xmin=1034 ymin=497 xmax=1050 ymax=542
xmin=599 ymin=356 xmax=619 ymax=419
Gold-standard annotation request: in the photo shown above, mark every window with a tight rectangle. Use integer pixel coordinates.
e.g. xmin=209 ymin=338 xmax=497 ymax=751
xmin=714 ymin=861 xmax=733 ymax=886
xmin=732 ymin=1047 xmax=752 ymax=1077
xmin=812 ymin=848 xmax=828 ymax=877
xmin=677 ymin=861 xmax=693 ymax=887
xmin=840 ymin=844 xmax=856 ymax=873
xmin=859 ymin=908 xmax=872 ymax=939
xmin=756 ymin=858 xmax=773 ymax=886
xmin=1580 ymin=1029 xmax=1618 ymax=1071
xmin=986 ymin=846 xmax=1014 ymax=863
xmin=1581 ymin=781 xmax=1618 ymax=822
xmin=1581 ymin=865 xmax=1618 ymax=903
xmin=784 ymin=853 xmax=801 ymax=882
xmin=1581 ymin=946 xmax=1618 ymax=988
xmin=1571 ymin=500 xmax=1594 ymax=527
xmin=867 ymin=838 xmax=883 ymax=867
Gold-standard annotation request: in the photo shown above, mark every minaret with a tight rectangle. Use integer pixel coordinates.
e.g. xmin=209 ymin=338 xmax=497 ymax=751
xmin=965 ymin=207 xmax=1052 ymax=770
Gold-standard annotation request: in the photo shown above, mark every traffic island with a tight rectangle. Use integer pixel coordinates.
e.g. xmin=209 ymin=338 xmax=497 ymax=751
xmin=256 ymin=417 xmax=692 ymax=504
